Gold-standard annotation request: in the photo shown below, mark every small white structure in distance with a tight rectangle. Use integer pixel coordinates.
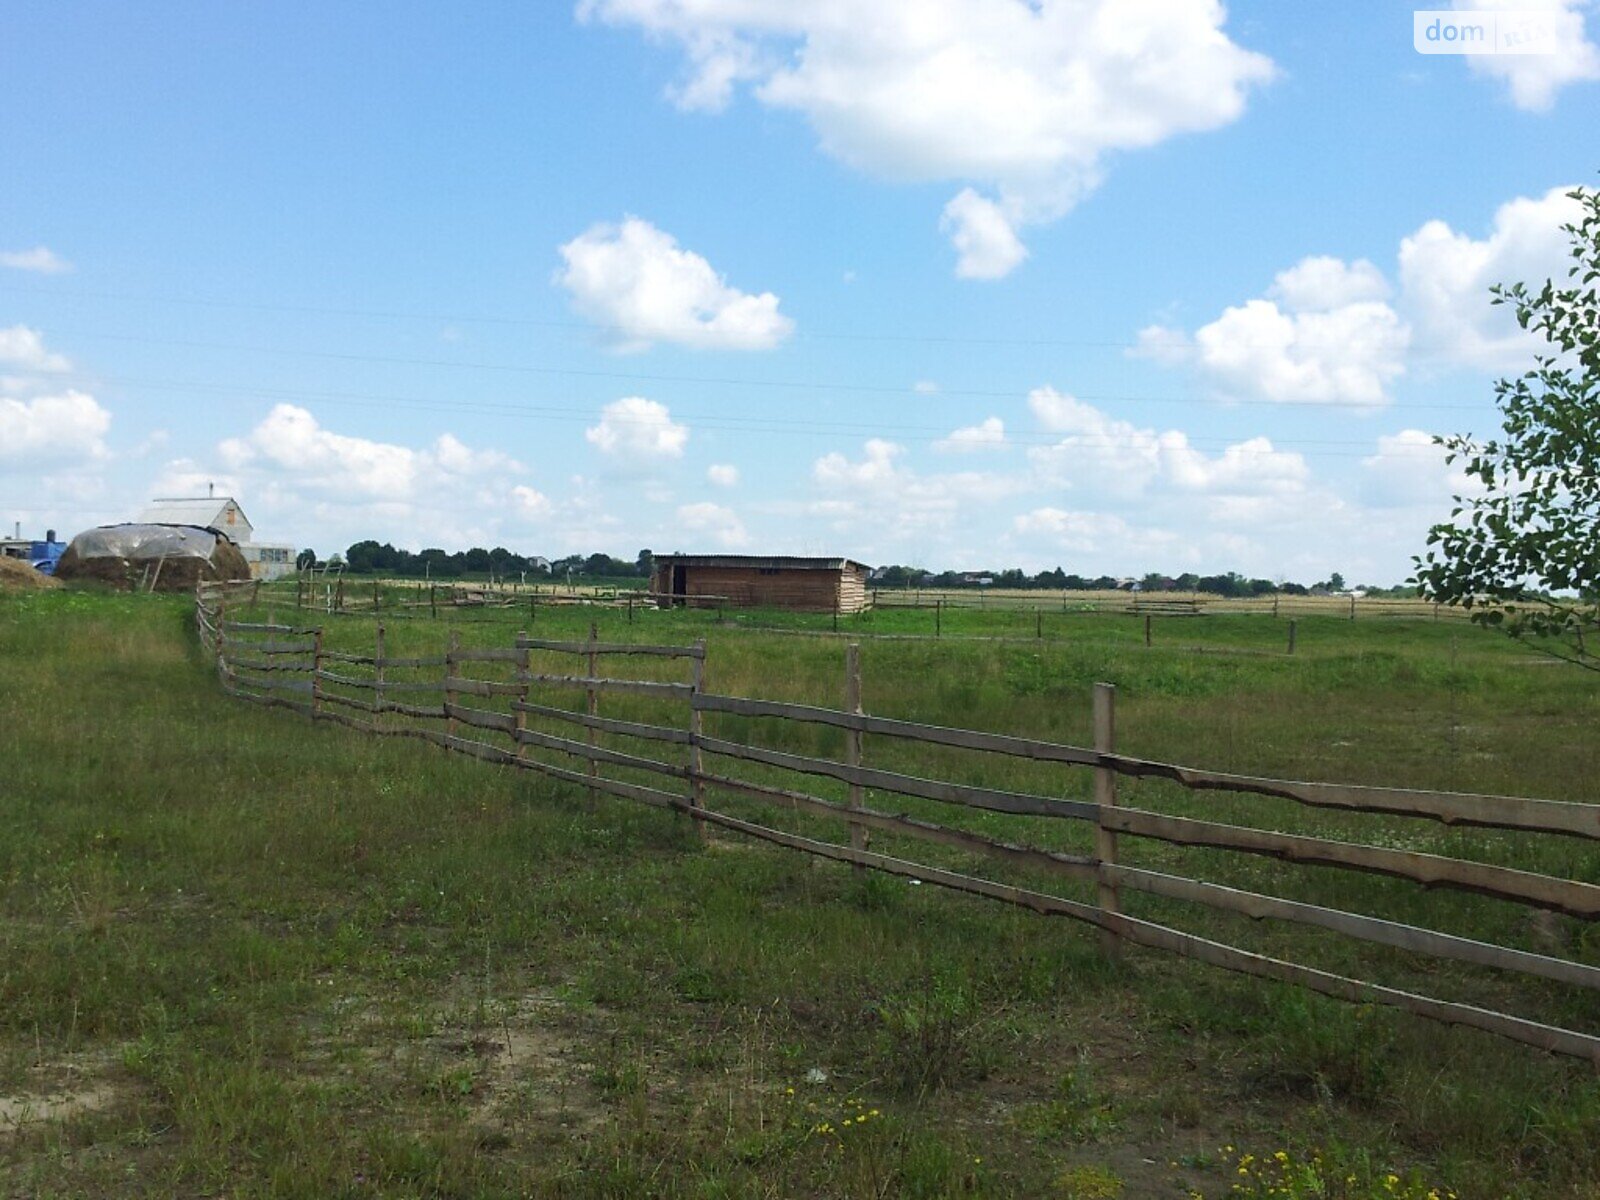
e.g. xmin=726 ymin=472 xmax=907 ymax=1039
xmin=137 ymin=491 xmax=296 ymax=581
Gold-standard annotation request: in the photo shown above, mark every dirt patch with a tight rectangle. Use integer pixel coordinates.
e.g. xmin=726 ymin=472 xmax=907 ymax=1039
xmin=0 ymin=557 xmax=60 ymax=592
xmin=0 ymin=1057 xmax=117 ymax=1132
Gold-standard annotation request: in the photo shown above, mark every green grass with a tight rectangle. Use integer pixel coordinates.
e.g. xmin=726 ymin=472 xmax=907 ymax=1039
xmin=3 ymin=587 xmax=1600 ymax=1197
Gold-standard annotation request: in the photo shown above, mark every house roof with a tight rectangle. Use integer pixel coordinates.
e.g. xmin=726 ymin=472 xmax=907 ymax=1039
xmin=653 ymin=554 xmax=870 ymax=572
xmin=137 ymin=497 xmax=250 ymax=531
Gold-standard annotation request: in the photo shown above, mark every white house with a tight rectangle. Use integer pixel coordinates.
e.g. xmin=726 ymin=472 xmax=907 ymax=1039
xmin=137 ymin=493 xmax=296 ymax=581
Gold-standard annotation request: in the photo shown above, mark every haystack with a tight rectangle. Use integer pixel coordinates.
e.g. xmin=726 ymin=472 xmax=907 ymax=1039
xmin=0 ymin=557 xmax=62 ymax=592
xmin=54 ymin=524 xmax=251 ymax=592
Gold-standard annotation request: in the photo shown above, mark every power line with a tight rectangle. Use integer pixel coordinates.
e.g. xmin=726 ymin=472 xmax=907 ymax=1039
xmin=92 ymin=373 xmax=1467 ymax=458
xmin=49 ymin=327 xmax=1503 ymax=413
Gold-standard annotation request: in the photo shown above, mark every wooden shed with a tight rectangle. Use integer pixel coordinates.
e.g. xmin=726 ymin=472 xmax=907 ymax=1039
xmin=650 ymin=555 xmax=871 ymax=613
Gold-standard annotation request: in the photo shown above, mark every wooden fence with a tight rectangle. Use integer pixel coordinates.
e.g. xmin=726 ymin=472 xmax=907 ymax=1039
xmin=196 ymin=579 xmax=1600 ymax=1066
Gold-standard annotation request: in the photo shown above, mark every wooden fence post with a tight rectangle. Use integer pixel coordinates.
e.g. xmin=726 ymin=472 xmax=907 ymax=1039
xmin=1287 ymin=619 xmax=1298 ymax=656
xmin=845 ymin=642 xmax=866 ymax=869
xmin=373 ymin=580 xmax=380 ymax=613
xmin=311 ymin=626 xmax=325 ymax=722
xmin=1273 ymin=592 xmax=1280 ymax=619
xmin=374 ymin=624 xmax=385 ymax=727
xmin=1144 ymin=614 xmax=1152 ymax=648
xmin=689 ymin=638 xmax=708 ymax=840
xmin=586 ymin=621 xmax=599 ymax=799
xmin=515 ymin=630 xmax=529 ymax=769
xmin=935 ymin=600 xmax=942 ymax=638
xmin=335 ymin=577 xmax=343 ymax=613
xmin=1036 ymin=610 xmax=1042 ymax=640
xmin=1350 ymin=594 xmax=1357 ymax=621
xmin=445 ymin=628 xmax=459 ymax=743
xmin=430 ymin=585 xmax=437 ymax=620
xmin=1093 ymin=682 xmax=1119 ymax=958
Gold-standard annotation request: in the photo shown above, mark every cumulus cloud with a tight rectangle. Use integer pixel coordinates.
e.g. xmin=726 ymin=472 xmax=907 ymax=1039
xmin=580 ymin=0 xmax=1274 ymax=278
xmin=0 ymin=325 xmax=71 ymax=373
xmin=0 ymin=389 xmax=111 ymax=463
xmin=1026 ymin=386 xmax=1308 ymax=504
xmin=556 ymin=217 xmax=793 ymax=351
xmin=940 ymin=190 xmax=1028 ymax=280
xmin=1359 ymin=429 xmax=1482 ymax=509
xmin=934 ymin=416 xmax=1006 ymax=453
xmin=1398 ymin=184 xmax=1586 ymax=370
xmin=677 ymin=500 xmax=750 ymax=547
xmin=1013 ymin=508 xmax=1182 ymax=556
xmin=811 ymin=437 xmax=1024 ymax=539
xmin=1454 ymin=0 xmax=1600 ymax=110
xmin=0 ymin=246 xmax=72 ymax=274
xmin=707 ymin=463 xmax=740 ymax=486
xmin=1136 ymin=257 xmax=1409 ymax=408
xmin=584 ymin=396 xmax=690 ymax=460
xmin=216 ymin=404 xmax=532 ymax=506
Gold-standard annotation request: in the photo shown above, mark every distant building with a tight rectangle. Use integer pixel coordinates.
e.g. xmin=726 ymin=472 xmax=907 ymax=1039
xmin=137 ymin=493 xmax=296 ymax=581
xmin=0 ymin=523 xmax=65 ymax=573
xmin=650 ymin=554 xmax=871 ymax=613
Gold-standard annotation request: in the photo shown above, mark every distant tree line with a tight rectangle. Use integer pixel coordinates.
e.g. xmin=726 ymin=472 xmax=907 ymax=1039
xmin=298 ymin=541 xmax=655 ymax=581
xmin=292 ymin=542 xmax=1419 ymax=595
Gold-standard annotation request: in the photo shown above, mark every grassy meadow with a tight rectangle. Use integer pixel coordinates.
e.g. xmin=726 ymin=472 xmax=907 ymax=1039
xmin=3 ymin=586 xmax=1600 ymax=1198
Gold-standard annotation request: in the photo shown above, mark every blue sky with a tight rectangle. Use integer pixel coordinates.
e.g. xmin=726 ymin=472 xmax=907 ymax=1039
xmin=3 ymin=1 xmax=1598 ymax=582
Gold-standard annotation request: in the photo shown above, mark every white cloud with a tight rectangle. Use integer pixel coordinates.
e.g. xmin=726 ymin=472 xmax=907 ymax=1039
xmin=0 ymin=389 xmax=111 ymax=463
xmin=940 ymin=189 xmax=1028 ymax=279
xmin=1360 ymin=429 xmax=1481 ymax=509
xmin=584 ymin=396 xmax=690 ymax=460
xmin=1136 ymin=256 xmax=1411 ymax=408
xmin=556 ymin=217 xmax=793 ymax=351
xmin=1026 ymin=386 xmax=1308 ymax=503
xmin=512 ymin=484 xmax=553 ymax=518
xmin=0 ymin=325 xmax=71 ymax=373
xmin=581 ymin=0 xmax=1274 ymax=277
xmin=707 ymin=463 xmax=740 ymax=487
xmin=1013 ymin=508 xmax=1181 ymax=556
xmin=1270 ymin=255 xmax=1390 ymax=309
xmin=677 ymin=500 xmax=750 ymax=547
xmin=912 ymin=380 xmax=939 ymax=395
xmin=1454 ymin=0 xmax=1600 ymax=110
xmin=934 ymin=416 xmax=1006 ymax=453
xmin=1398 ymin=184 xmax=1586 ymax=371
xmin=0 ymin=246 xmax=72 ymax=274
xmin=811 ymin=437 xmax=1024 ymax=541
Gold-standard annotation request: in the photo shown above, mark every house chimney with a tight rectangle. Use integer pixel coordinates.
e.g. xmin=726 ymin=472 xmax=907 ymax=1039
xmin=11 ymin=522 xmax=18 ymax=540
xmin=46 ymin=529 xmax=55 ymax=543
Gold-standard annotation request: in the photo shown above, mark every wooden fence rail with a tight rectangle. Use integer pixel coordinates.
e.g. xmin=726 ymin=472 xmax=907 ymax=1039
xmin=196 ymin=588 xmax=1600 ymax=1067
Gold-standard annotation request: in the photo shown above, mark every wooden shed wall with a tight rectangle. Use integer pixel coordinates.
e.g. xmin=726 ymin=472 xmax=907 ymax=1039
xmin=653 ymin=563 xmax=869 ymax=613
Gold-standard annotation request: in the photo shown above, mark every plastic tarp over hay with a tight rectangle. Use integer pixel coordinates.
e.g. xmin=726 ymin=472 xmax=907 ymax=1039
xmin=55 ymin=524 xmax=252 ymax=592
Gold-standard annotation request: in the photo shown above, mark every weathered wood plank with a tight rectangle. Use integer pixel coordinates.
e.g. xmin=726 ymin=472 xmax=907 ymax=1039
xmin=514 ymin=724 xmax=689 ymax=779
xmin=691 ymin=809 xmax=1600 ymax=1064
xmin=1106 ymin=864 xmax=1600 ymax=991
xmin=445 ymin=702 xmax=518 ymax=734
xmin=1108 ymin=808 xmax=1600 ymax=918
xmin=511 ymin=699 xmax=692 ymax=745
xmin=521 ymin=672 xmax=693 ymax=698
xmin=516 ymin=636 xmax=705 ymax=658
xmin=695 ymin=735 xmax=1098 ymax=822
xmin=693 ymin=692 xmax=1600 ymax=841
xmin=697 ymin=770 xmax=1096 ymax=880
xmin=443 ymin=676 xmax=525 ymax=697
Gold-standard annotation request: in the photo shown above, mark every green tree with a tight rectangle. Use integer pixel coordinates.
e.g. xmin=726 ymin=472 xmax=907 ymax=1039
xmin=1414 ymin=184 xmax=1600 ymax=661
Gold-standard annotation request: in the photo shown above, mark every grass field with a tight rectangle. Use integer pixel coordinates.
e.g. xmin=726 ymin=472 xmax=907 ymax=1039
xmin=4 ymin=587 xmax=1600 ymax=1198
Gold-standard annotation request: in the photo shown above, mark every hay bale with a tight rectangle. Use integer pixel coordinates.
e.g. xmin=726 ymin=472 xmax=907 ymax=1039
xmin=0 ymin=557 xmax=62 ymax=591
xmin=54 ymin=524 xmax=252 ymax=592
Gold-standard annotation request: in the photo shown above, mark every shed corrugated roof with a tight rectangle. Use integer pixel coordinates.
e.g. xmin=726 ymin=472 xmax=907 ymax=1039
xmin=136 ymin=497 xmax=250 ymax=531
xmin=653 ymin=554 xmax=869 ymax=572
